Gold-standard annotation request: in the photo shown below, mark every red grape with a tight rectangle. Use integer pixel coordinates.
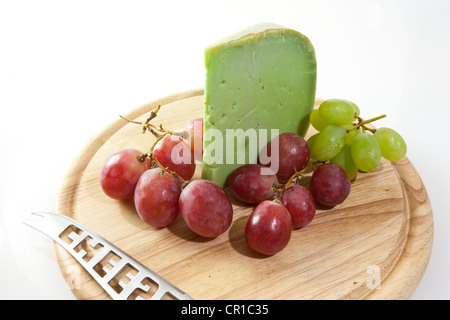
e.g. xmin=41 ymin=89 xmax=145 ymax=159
xmin=228 ymin=164 xmax=278 ymax=204
xmin=99 ymin=148 xmax=150 ymax=200
xmin=183 ymin=117 xmax=203 ymax=161
xmin=134 ymin=168 xmax=181 ymax=227
xmin=260 ymin=132 xmax=310 ymax=183
xmin=281 ymin=185 xmax=316 ymax=228
xmin=153 ymin=135 xmax=196 ymax=181
xmin=179 ymin=179 xmax=233 ymax=238
xmin=245 ymin=201 xmax=292 ymax=255
xmin=310 ymin=163 xmax=351 ymax=207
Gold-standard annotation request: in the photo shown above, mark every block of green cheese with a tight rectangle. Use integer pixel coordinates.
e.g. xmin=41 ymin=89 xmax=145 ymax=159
xmin=202 ymin=23 xmax=317 ymax=188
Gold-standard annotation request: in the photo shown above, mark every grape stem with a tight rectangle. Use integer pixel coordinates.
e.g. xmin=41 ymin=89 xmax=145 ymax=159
xmin=137 ymin=149 xmax=189 ymax=188
xmin=147 ymin=131 xmax=190 ymax=188
xmin=149 ymin=131 xmax=173 ymax=153
xmin=120 ymin=106 xmax=189 ymax=139
xmin=149 ymin=153 xmax=189 ymax=188
xmin=352 ymin=114 xmax=386 ymax=133
xmin=123 ymin=104 xmax=190 ymax=188
xmin=272 ymin=160 xmax=324 ymax=202
xmin=120 ymin=104 xmax=163 ymax=136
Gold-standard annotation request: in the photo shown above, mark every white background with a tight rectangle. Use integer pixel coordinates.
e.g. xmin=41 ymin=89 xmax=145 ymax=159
xmin=0 ymin=0 xmax=449 ymax=299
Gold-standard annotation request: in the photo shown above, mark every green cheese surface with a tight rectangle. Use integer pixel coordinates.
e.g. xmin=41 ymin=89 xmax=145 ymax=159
xmin=202 ymin=23 xmax=317 ymax=188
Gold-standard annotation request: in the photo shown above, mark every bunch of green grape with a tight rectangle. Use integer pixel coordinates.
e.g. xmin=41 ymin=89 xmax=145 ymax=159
xmin=307 ymin=99 xmax=407 ymax=181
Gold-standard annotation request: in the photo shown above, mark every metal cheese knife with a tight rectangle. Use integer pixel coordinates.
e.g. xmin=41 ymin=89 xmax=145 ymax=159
xmin=23 ymin=212 xmax=192 ymax=300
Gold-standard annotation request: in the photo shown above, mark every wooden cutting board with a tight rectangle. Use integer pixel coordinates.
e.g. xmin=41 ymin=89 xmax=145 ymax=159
xmin=53 ymin=89 xmax=433 ymax=300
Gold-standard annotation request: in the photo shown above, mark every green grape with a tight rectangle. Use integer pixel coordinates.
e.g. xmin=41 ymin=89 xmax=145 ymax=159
xmin=346 ymin=128 xmax=360 ymax=145
xmin=319 ymin=99 xmax=355 ymax=125
xmin=306 ymin=133 xmax=319 ymax=150
xmin=311 ymin=125 xmax=346 ymax=161
xmin=330 ymin=145 xmax=358 ymax=181
xmin=344 ymin=99 xmax=360 ymax=119
xmin=341 ymin=123 xmax=355 ymax=131
xmin=351 ymin=132 xmax=381 ymax=172
xmin=374 ymin=127 xmax=407 ymax=161
xmin=310 ymin=109 xmax=331 ymax=132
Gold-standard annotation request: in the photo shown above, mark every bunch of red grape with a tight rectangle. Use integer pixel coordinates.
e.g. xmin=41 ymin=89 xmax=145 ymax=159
xmin=99 ymin=116 xmax=234 ymax=238
xmin=228 ymin=132 xmax=351 ymax=256
xmin=99 ymin=98 xmax=406 ymax=257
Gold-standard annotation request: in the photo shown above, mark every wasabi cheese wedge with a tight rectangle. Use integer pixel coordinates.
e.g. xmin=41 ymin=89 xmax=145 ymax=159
xmin=202 ymin=23 xmax=317 ymax=188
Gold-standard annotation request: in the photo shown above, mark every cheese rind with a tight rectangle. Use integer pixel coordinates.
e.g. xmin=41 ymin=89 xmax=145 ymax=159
xmin=202 ymin=23 xmax=317 ymax=188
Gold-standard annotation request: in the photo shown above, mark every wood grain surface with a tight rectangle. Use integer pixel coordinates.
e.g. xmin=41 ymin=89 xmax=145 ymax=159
xmin=53 ymin=89 xmax=433 ymax=300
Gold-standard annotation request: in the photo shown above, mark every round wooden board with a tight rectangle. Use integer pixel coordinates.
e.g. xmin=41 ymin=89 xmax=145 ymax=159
xmin=53 ymin=89 xmax=433 ymax=300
